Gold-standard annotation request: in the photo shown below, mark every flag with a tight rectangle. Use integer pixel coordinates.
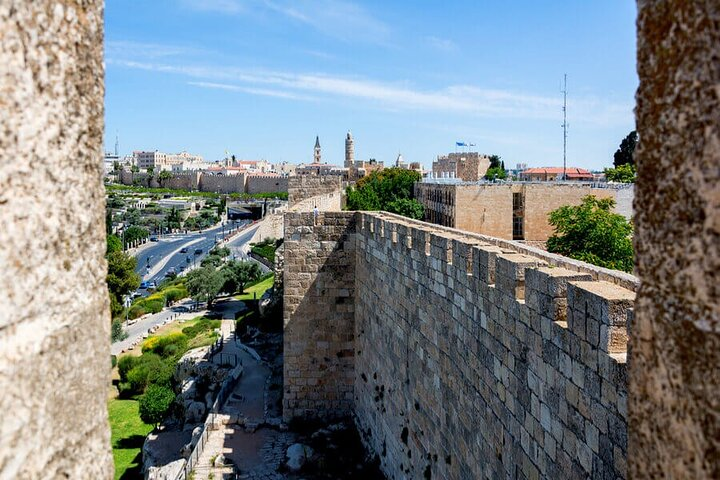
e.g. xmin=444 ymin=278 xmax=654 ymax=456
xmin=456 ymin=141 xmax=467 ymax=147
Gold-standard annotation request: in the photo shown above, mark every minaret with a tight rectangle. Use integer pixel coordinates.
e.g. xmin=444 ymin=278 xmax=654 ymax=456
xmin=345 ymin=131 xmax=354 ymax=168
xmin=313 ymin=135 xmax=321 ymax=164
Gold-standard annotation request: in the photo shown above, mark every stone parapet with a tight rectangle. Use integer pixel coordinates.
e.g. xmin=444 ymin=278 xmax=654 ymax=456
xmin=284 ymin=210 xmax=636 ymax=479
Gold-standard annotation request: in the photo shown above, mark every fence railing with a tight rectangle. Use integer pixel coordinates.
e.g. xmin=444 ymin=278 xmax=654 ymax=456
xmin=170 ymin=334 xmax=240 ymax=480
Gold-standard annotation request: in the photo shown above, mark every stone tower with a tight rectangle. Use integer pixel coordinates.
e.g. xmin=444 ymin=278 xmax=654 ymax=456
xmin=345 ymin=131 xmax=354 ymax=168
xmin=313 ymin=135 xmax=321 ymax=164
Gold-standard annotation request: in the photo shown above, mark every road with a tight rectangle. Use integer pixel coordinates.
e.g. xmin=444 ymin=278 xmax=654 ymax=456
xmin=113 ymin=221 xmax=269 ymax=353
xmin=225 ymin=223 xmax=270 ymax=273
xmin=134 ymin=221 xmax=251 ymax=285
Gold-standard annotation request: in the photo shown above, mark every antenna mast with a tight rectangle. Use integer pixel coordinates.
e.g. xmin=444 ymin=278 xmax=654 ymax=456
xmin=561 ymin=74 xmax=568 ymax=181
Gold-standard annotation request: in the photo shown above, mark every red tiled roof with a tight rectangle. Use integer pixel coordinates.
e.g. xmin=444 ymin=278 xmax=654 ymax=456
xmin=522 ymin=167 xmax=592 ymax=175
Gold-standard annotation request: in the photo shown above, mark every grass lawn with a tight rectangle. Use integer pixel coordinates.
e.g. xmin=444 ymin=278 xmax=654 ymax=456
xmin=235 ymin=274 xmax=274 ymax=301
xmin=108 ymin=398 xmax=153 ymax=480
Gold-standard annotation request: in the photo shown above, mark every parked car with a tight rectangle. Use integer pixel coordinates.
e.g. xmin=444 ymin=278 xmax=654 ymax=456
xmin=165 ymin=268 xmax=176 ymax=277
xmin=150 ymin=236 xmax=158 ymax=242
xmin=194 ymin=248 xmax=203 ymax=255
xmin=148 ymin=281 xmax=157 ymax=289
xmin=139 ymin=281 xmax=149 ymax=289
xmin=180 ymin=247 xmax=188 ymax=253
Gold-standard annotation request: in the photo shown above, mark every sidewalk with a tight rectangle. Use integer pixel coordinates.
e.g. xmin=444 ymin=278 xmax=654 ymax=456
xmin=111 ymin=299 xmax=206 ymax=356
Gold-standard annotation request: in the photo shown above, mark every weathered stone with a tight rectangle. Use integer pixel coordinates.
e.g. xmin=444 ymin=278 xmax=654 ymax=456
xmin=630 ymin=1 xmax=720 ymax=478
xmin=0 ymin=2 xmax=112 ymax=478
xmin=286 ymin=443 xmax=314 ymax=471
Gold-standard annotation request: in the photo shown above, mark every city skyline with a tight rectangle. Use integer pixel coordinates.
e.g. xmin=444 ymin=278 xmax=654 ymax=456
xmin=105 ymin=0 xmax=637 ymax=170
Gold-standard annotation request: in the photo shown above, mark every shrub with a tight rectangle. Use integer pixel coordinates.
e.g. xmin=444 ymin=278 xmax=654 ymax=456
xmin=139 ymin=384 xmax=176 ymax=427
xmin=163 ymin=286 xmax=188 ymax=303
xmin=118 ymin=356 xmax=139 ymax=383
xmin=111 ymin=319 xmax=128 ymax=342
xmin=142 ymin=332 xmax=188 ymax=358
xmin=128 ymin=304 xmax=147 ymax=319
xmin=181 ymin=318 xmax=221 ymax=338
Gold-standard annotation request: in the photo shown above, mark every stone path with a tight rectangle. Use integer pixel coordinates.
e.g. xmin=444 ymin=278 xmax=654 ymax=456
xmin=192 ymin=328 xmax=296 ymax=480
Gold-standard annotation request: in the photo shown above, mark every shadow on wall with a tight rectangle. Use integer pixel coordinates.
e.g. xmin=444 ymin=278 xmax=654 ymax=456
xmin=283 ymin=212 xmax=357 ymax=422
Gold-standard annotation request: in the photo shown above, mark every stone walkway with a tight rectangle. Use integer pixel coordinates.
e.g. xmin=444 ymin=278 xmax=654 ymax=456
xmin=192 ymin=327 xmax=295 ymax=480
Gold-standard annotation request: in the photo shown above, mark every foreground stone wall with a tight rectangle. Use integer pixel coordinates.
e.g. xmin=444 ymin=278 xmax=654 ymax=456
xmin=283 ymin=212 xmax=357 ymax=421
xmin=630 ymin=1 xmax=720 ymax=478
xmin=0 ymin=1 xmax=113 ymax=478
xmin=284 ymin=211 xmax=635 ymax=478
xmin=353 ymin=213 xmax=633 ymax=479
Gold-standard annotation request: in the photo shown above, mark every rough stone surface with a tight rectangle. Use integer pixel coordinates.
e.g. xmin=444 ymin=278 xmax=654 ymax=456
xmin=284 ymin=211 xmax=635 ymax=478
xmin=285 ymin=443 xmax=314 ymax=471
xmin=415 ymin=182 xmax=631 ymax=242
xmin=0 ymin=1 xmax=113 ymax=478
xmin=631 ymin=1 xmax=720 ymax=478
xmin=283 ymin=212 xmax=357 ymax=421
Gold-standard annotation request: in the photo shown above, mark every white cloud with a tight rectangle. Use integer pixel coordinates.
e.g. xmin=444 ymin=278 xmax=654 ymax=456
xmin=188 ymin=81 xmax=318 ymax=101
xmin=179 ymin=0 xmax=390 ymax=44
xmin=107 ymin=58 xmax=632 ymax=126
xmin=105 ymin=41 xmax=205 ymax=59
xmin=180 ymin=0 xmax=245 ymax=14
xmin=426 ymin=36 xmax=457 ymax=53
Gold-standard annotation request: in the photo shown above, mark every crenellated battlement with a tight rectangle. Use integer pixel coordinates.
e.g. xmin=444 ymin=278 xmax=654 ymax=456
xmin=284 ymin=210 xmax=635 ymax=479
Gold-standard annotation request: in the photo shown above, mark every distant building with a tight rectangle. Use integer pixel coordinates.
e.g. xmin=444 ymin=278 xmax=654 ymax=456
xmin=432 ymin=152 xmax=491 ymax=181
xmin=313 ymin=135 xmax=322 ymax=164
xmin=134 ymin=150 xmax=204 ymax=171
xmin=415 ymin=181 xmax=634 ymax=243
xmin=519 ymin=167 xmax=594 ymax=182
xmin=272 ymin=161 xmax=297 ymax=175
xmin=345 ymin=132 xmax=354 ymax=168
xmin=233 ymin=159 xmax=271 ymax=173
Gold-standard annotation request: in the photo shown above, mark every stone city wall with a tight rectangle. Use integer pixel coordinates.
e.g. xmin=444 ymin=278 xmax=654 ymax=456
xmin=198 ymin=173 xmax=247 ymax=194
xmin=283 ymin=212 xmax=358 ymax=421
xmin=251 ymin=177 xmax=344 ymax=245
xmin=246 ymin=174 xmax=289 ymax=194
xmin=288 ymin=175 xmax=343 ymax=207
xmin=0 ymin=1 xmax=114 ymax=478
xmin=284 ymin=210 xmax=635 ymax=479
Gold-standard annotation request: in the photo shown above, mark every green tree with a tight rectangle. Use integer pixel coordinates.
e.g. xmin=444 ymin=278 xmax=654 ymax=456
xmin=131 ymin=165 xmax=139 ymax=173
xmin=386 ymin=198 xmax=425 ymax=220
xmin=138 ymin=384 xmax=175 ymax=428
xmin=346 ymin=168 xmax=424 ymax=220
xmin=220 ymin=261 xmax=262 ymax=295
xmin=147 ymin=166 xmax=155 ymax=176
xmin=107 ymin=242 xmax=141 ymax=317
xmin=107 ymin=234 xmax=123 ymax=254
xmin=158 ymin=170 xmax=173 ymax=185
xmin=488 ymin=155 xmax=502 ymax=169
xmin=185 ymin=266 xmax=224 ymax=306
xmin=166 ymin=207 xmax=182 ymax=231
xmin=125 ymin=225 xmax=150 ymax=245
xmin=484 ymin=155 xmax=507 ymax=180
xmin=546 ymin=195 xmax=634 ymax=273
xmin=613 ymin=130 xmax=638 ymax=167
xmin=604 ymin=163 xmax=636 ymax=183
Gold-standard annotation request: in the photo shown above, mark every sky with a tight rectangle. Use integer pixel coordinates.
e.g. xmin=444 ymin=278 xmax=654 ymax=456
xmin=104 ymin=0 xmax=638 ymax=171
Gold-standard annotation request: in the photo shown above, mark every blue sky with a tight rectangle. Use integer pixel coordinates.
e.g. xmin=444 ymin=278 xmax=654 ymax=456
xmin=105 ymin=0 xmax=638 ymax=171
